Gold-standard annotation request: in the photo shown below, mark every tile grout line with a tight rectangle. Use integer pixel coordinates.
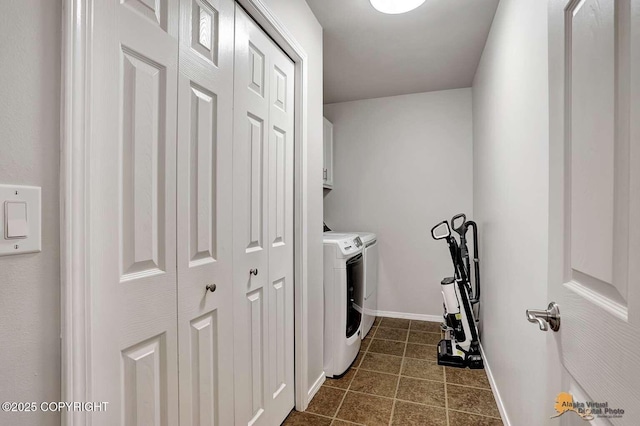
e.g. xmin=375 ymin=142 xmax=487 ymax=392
xmin=306 ymin=391 xmax=501 ymax=424
xmin=304 ymin=410 xmax=367 ymax=425
xmin=331 ymin=321 xmax=377 ymax=424
xmin=378 ymin=322 xmax=440 ymax=332
xmin=445 ymin=381 xmax=494 ymax=391
xmin=326 ymin=385 xmax=501 ymax=419
xmin=351 ymin=368 xmax=445 ymax=384
xmin=447 ymin=407 xmax=503 ymax=420
xmin=337 ymin=387 xmax=440 ymax=403
xmin=368 ymin=340 xmax=440 ymax=360
xmin=326 ymin=371 xmax=491 ymax=392
xmin=305 ymin=412 xmax=338 ymax=421
xmin=444 ymin=360 xmax=450 ymax=426
xmin=439 ymin=324 xmax=450 ymax=426
xmin=387 ymin=320 xmax=411 ymax=426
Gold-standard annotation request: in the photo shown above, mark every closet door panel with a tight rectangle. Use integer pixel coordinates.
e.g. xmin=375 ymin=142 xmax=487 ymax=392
xmin=90 ymin=0 xmax=180 ymax=425
xmin=233 ymin=8 xmax=270 ymax=425
xmin=267 ymin=49 xmax=295 ymax=418
xmin=233 ymin=5 xmax=296 ymax=426
xmin=176 ymin=0 xmax=235 ymax=425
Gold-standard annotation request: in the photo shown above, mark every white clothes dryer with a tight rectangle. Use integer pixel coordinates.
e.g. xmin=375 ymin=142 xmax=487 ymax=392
xmin=323 ymin=233 xmax=363 ymax=377
xmin=324 ymin=231 xmax=378 ymax=339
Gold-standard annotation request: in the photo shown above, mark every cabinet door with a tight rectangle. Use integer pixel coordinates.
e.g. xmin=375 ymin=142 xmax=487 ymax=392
xmin=323 ymin=117 xmax=334 ymax=188
xmin=176 ymin=0 xmax=236 ymax=425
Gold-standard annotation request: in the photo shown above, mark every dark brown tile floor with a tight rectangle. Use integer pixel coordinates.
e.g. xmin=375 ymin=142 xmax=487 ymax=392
xmin=283 ymin=317 xmax=503 ymax=426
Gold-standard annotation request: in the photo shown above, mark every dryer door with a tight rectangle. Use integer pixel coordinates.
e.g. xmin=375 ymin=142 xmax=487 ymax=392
xmin=365 ymin=241 xmax=378 ymax=300
xmin=346 ymin=253 xmax=363 ymax=338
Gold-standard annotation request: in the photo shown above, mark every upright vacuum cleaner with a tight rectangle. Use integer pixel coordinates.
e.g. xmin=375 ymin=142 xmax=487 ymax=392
xmin=431 ymin=213 xmax=483 ymax=369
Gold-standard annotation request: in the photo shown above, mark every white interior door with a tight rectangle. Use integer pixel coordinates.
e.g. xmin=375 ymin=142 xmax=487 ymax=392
xmin=548 ymin=0 xmax=640 ymax=424
xmin=232 ymin=5 xmax=296 ymax=425
xmin=89 ymin=0 xmax=179 ymax=424
xmin=176 ymin=0 xmax=235 ymax=425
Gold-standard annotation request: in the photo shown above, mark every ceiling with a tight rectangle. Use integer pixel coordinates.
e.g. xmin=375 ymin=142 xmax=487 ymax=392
xmin=306 ymin=0 xmax=499 ymax=104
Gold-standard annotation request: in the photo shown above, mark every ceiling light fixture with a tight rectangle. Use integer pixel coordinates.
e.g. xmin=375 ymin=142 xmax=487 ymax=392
xmin=369 ymin=0 xmax=426 ymax=14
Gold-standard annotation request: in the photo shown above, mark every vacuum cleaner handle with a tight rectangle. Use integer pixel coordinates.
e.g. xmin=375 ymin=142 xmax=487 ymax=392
xmin=432 ymin=219 xmax=470 ymax=284
xmin=451 ymin=213 xmax=467 ymax=236
xmin=431 ymin=220 xmax=451 ymax=240
xmin=451 ymin=213 xmax=472 ymax=286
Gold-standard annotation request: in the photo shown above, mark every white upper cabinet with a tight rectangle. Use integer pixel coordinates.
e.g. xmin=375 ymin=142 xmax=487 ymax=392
xmin=323 ymin=117 xmax=334 ymax=189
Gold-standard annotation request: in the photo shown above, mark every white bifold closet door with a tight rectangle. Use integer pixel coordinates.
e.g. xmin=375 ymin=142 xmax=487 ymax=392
xmin=232 ymin=5 xmax=296 ymax=426
xmin=89 ymin=0 xmax=180 ymax=425
xmin=88 ymin=1 xmax=294 ymax=424
xmin=176 ymin=0 xmax=236 ymax=425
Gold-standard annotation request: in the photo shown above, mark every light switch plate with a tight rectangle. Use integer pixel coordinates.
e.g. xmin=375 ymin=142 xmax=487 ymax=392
xmin=0 ymin=184 xmax=41 ymax=256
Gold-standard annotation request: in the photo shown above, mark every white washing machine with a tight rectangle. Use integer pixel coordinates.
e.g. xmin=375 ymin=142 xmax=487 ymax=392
xmin=323 ymin=233 xmax=363 ymax=377
xmin=325 ymin=231 xmax=378 ymax=339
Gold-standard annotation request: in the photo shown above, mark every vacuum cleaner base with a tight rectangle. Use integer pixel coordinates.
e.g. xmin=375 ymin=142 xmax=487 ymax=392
xmin=437 ymin=339 xmax=484 ymax=369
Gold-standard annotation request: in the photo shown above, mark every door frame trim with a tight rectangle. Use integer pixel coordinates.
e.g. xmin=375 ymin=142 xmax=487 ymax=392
xmin=60 ymin=1 xmax=313 ymax=423
xmin=60 ymin=1 xmax=92 ymax=424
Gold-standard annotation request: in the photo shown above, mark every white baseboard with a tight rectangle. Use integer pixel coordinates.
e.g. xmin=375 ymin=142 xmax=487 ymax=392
xmin=374 ymin=310 xmax=443 ymax=323
xmin=307 ymin=371 xmax=326 ymax=404
xmin=480 ymin=344 xmax=511 ymax=426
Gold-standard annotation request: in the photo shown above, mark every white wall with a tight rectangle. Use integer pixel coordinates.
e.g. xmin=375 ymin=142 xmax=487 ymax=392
xmin=0 ymin=1 xmax=61 ymax=425
xmin=324 ymin=88 xmax=473 ymax=317
xmin=251 ymin=0 xmax=326 ymax=398
xmin=472 ymin=0 xmax=550 ymax=424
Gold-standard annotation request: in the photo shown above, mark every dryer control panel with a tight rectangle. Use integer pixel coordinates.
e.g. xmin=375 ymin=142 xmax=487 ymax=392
xmin=338 ymin=236 xmax=362 ymax=256
xmin=353 ymin=236 xmax=363 ymax=248
xmin=323 ymin=232 xmax=364 ymax=258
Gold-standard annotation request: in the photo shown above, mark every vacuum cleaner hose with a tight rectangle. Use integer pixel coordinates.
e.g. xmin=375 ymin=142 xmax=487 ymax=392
xmin=467 ymin=221 xmax=481 ymax=303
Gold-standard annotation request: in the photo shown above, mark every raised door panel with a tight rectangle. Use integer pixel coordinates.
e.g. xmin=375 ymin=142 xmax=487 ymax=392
xmin=247 ymin=113 xmax=266 ymax=252
xmin=191 ymin=0 xmax=219 ymax=65
xmin=122 ymin=0 xmax=168 ymax=30
xmin=249 ymin=43 xmax=266 ymax=97
xmin=189 ymin=311 xmax=219 ymax=425
xmin=176 ymin=0 xmax=235 ymax=425
xmin=122 ymin=334 xmax=168 ymax=426
xmin=570 ymin=0 xmax=618 ymax=292
xmin=90 ymin=1 xmax=179 ymax=425
xmin=188 ymin=83 xmax=217 ymax=265
xmin=247 ymin=289 xmax=266 ymax=423
xmin=271 ymin=128 xmax=286 ymax=247
xmin=564 ymin=0 xmax=629 ymax=328
xmin=269 ymin=278 xmax=286 ymax=399
xmin=121 ymin=48 xmax=167 ymax=280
